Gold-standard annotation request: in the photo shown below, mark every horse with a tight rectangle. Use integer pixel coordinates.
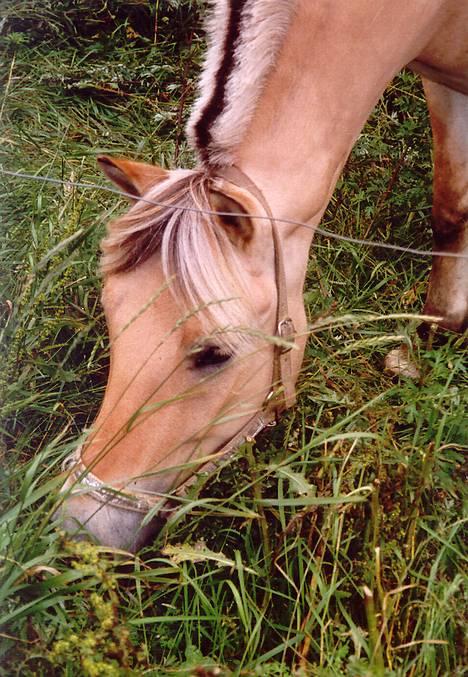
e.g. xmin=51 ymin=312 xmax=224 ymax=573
xmin=57 ymin=0 xmax=468 ymax=551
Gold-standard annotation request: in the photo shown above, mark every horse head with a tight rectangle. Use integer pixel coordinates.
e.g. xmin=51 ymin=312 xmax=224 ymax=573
xmin=56 ymin=156 xmax=303 ymax=550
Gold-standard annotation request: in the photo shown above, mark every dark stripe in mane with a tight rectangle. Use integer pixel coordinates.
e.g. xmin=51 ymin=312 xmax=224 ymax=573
xmin=194 ymin=0 xmax=249 ymax=165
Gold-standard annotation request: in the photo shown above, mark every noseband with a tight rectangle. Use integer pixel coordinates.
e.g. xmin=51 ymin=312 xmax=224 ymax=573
xmin=62 ymin=166 xmax=297 ymax=516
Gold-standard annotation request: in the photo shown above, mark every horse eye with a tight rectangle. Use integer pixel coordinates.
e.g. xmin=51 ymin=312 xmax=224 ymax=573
xmin=191 ymin=345 xmax=232 ymax=371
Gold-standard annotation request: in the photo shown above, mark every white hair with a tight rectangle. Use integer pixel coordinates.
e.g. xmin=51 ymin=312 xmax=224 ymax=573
xmin=100 ymin=171 xmax=257 ymax=353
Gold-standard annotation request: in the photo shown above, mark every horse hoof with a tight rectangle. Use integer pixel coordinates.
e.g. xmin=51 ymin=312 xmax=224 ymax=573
xmin=384 ymin=345 xmax=420 ymax=379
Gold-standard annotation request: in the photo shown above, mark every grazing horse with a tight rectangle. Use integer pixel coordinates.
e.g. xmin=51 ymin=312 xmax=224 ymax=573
xmin=58 ymin=0 xmax=468 ymax=551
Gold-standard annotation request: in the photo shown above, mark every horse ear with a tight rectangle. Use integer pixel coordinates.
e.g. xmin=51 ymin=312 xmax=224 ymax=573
xmin=97 ymin=156 xmax=168 ymax=199
xmin=209 ymin=190 xmax=254 ymax=249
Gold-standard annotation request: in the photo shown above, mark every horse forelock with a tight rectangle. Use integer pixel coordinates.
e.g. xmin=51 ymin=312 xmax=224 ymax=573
xmin=100 ymin=172 xmax=258 ymax=353
xmin=187 ymin=0 xmax=297 ymax=165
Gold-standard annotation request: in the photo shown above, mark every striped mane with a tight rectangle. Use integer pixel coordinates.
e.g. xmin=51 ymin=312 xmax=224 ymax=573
xmin=100 ymin=171 xmax=258 ymax=352
xmin=187 ymin=0 xmax=296 ymax=166
xmin=101 ymin=3 xmax=298 ymax=350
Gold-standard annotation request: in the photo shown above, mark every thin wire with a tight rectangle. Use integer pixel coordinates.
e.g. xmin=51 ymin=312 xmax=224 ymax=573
xmin=1 ymin=166 xmax=467 ymax=259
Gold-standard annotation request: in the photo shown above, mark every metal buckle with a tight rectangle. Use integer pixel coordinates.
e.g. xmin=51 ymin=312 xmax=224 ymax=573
xmin=277 ymin=317 xmax=295 ymax=353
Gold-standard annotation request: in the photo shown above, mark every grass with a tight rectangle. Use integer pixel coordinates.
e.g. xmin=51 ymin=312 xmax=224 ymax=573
xmin=0 ymin=1 xmax=466 ymax=675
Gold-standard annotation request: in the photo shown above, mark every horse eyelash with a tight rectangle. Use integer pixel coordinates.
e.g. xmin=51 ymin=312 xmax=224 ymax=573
xmin=189 ymin=343 xmax=233 ymax=370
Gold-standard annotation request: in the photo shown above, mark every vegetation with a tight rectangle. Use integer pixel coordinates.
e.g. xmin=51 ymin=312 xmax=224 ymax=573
xmin=1 ymin=1 xmax=466 ymax=675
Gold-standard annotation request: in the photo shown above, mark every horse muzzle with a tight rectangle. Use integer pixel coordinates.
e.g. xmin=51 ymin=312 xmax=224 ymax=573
xmin=55 ymin=471 xmax=168 ymax=552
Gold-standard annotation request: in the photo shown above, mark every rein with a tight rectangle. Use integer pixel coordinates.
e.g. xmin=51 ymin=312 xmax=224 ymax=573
xmin=62 ymin=166 xmax=296 ymax=516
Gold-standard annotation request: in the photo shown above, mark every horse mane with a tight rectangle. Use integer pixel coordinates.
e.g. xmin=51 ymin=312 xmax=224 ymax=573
xmin=101 ymin=0 xmax=298 ymax=349
xmin=187 ymin=0 xmax=296 ymax=166
xmin=100 ymin=171 xmax=257 ymax=352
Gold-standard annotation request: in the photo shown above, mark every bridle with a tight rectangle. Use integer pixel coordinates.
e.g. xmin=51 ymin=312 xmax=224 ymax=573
xmin=62 ymin=166 xmax=297 ymax=517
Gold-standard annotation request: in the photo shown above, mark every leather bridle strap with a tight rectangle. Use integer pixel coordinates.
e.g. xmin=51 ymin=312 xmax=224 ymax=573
xmin=61 ymin=165 xmax=297 ymax=514
xmin=214 ymin=165 xmax=296 ymax=415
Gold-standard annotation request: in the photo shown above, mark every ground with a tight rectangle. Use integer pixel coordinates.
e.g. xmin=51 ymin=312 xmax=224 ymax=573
xmin=0 ymin=2 xmax=466 ymax=675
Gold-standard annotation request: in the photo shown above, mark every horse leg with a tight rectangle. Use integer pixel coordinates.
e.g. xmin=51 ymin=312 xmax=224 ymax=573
xmin=385 ymin=79 xmax=467 ymax=377
xmin=422 ymin=78 xmax=468 ymax=334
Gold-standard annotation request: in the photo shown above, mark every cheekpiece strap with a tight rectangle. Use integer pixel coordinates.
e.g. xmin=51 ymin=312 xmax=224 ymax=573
xmin=213 ymin=164 xmax=297 ymax=417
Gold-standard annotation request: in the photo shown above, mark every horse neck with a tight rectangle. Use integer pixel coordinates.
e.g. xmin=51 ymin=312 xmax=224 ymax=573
xmin=210 ymin=0 xmax=446 ymax=240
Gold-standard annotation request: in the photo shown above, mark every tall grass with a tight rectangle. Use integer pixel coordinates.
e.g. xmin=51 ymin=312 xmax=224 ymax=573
xmin=1 ymin=1 xmax=466 ymax=675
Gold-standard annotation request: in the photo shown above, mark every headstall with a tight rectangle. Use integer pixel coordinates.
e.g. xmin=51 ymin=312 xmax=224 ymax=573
xmin=62 ymin=166 xmax=297 ymax=516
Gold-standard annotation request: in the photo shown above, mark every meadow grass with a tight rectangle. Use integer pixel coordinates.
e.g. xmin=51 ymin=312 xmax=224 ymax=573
xmin=0 ymin=2 xmax=466 ymax=675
